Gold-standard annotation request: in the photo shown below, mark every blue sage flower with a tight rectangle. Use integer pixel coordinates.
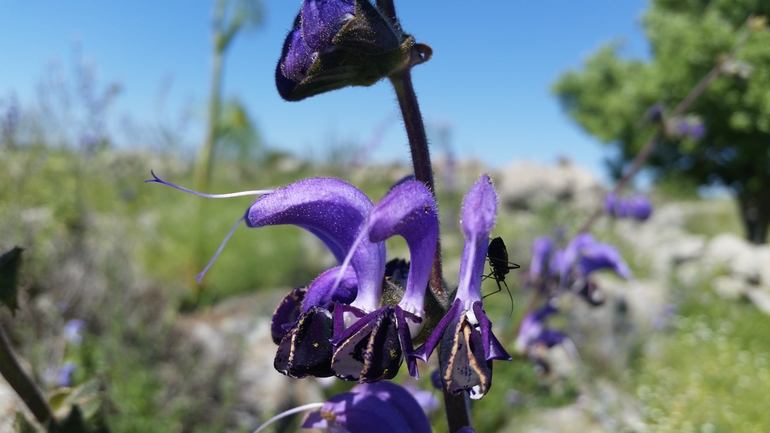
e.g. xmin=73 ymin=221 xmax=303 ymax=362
xmin=514 ymin=303 xmax=564 ymax=353
xmin=523 ymin=232 xmax=631 ymax=306
xmin=300 ymin=381 xmax=432 ymax=433
xmin=147 ymin=173 xmax=437 ymax=381
xmin=63 ymin=319 xmax=85 ymax=345
xmin=276 ymin=0 xmax=430 ymax=101
xmin=604 ymin=193 xmax=652 ymax=221
xmin=57 ymin=361 xmax=77 ymax=388
xmin=412 ymin=175 xmax=511 ymax=400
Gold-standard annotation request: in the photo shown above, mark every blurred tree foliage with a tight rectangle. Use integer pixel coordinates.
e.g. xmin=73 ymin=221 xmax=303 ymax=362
xmin=553 ymin=0 xmax=770 ymax=244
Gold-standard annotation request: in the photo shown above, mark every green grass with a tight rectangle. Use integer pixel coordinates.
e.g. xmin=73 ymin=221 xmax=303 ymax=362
xmin=631 ymin=283 xmax=770 ymax=432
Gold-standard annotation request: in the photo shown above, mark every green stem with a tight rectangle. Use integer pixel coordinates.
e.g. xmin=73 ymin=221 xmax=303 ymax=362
xmin=0 ymin=324 xmax=56 ymax=429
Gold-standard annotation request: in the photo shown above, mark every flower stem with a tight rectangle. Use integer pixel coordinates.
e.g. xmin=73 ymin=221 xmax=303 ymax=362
xmin=443 ymin=389 xmax=473 ymax=433
xmin=389 ymin=72 xmax=446 ymax=299
xmin=0 ymin=323 xmax=56 ymax=428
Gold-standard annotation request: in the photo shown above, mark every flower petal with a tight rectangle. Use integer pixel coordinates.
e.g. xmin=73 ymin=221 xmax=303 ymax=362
xmin=367 ymin=180 xmax=438 ymax=317
xmin=246 ymin=178 xmax=386 ymax=311
xmin=472 ymin=302 xmax=511 ymax=361
xmin=331 ymin=306 xmax=402 ymax=382
xmin=529 ymin=236 xmax=553 ymax=279
xmin=302 ymin=0 xmax=355 ymax=51
xmin=301 ymin=382 xmax=431 ymax=433
xmin=577 ymin=242 xmax=632 ymax=279
xmin=274 ymin=306 xmax=335 ymax=378
xmin=302 ymin=266 xmax=358 ymax=313
xmin=439 ymin=313 xmax=492 ymax=400
xmin=271 ymin=287 xmax=306 ymax=344
xmin=456 ymin=175 xmax=498 ymax=305
xmin=276 ymin=13 xmax=317 ymax=99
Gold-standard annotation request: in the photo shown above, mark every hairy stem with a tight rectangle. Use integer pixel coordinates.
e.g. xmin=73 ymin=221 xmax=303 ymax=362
xmin=389 ymin=72 xmax=445 ymax=298
xmin=0 ymin=324 xmax=56 ymax=428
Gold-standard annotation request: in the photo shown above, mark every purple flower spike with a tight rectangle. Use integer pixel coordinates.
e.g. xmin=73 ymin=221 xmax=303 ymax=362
xmin=302 ymin=0 xmax=355 ymax=51
xmin=367 ymin=180 xmax=438 ymax=318
xmin=247 ymin=178 xmax=386 ymax=312
xmin=529 ymin=236 xmax=554 ymax=279
xmin=301 ymin=381 xmax=432 ymax=433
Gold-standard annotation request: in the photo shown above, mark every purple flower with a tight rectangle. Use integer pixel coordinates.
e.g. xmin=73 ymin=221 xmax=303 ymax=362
xmin=671 ymin=116 xmax=706 ymax=141
xmin=412 ymin=175 xmax=511 ymax=400
xmin=515 ymin=303 xmax=563 ymax=353
xmin=57 ymin=361 xmax=77 ymax=387
xmin=147 ymin=173 xmax=437 ymax=381
xmin=275 ymin=0 xmax=415 ymax=101
xmin=604 ymin=193 xmax=652 ymax=221
xmin=528 ymin=236 xmax=553 ymax=280
xmin=556 ymin=233 xmax=632 ymax=283
xmin=301 ymin=381 xmax=432 ymax=433
xmin=402 ymin=382 xmax=440 ymax=414
xmin=627 ymin=195 xmax=652 ymax=220
xmin=302 ymin=0 xmax=356 ymax=51
xmin=63 ymin=319 xmax=85 ymax=345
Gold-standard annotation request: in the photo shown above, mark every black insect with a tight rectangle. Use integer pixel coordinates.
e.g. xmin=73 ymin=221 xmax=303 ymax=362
xmin=482 ymin=237 xmax=521 ymax=314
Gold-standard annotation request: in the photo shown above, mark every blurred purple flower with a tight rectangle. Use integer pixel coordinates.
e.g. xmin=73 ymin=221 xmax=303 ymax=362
xmin=63 ymin=319 xmax=85 ymax=345
xmin=301 ymin=381 xmax=432 ymax=433
xmin=515 ymin=303 xmax=563 ymax=353
xmin=402 ymin=382 xmax=440 ymax=414
xmin=603 ymin=193 xmax=652 ymax=221
xmin=57 ymin=361 xmax=77 ymax=388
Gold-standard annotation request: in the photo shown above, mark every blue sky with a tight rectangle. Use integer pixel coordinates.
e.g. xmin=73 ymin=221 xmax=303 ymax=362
xmin=0 ymin=1 xmax=650 ymax=179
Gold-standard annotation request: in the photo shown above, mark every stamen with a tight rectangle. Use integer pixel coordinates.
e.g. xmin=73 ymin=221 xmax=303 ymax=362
xmin=329 ymin=223 xmax=370 ymax=295
xmin=145 ymin=170 xmax=274 ymax=198
xmin=196 ymin=216 xmax=245 ymax=284
xmin=253 ymin=402 xmax=324 ymax=433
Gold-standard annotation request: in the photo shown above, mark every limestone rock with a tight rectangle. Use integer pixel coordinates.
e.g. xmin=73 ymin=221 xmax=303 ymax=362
xmin=493 ymin=159 xmax=603 ymax=211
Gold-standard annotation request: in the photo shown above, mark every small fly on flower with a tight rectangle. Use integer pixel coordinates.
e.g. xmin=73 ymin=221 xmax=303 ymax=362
xmin=482 ymin=237 xmax=520 ymax=315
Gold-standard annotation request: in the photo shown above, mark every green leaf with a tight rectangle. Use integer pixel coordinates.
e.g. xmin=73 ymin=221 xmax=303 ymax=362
xmin=0 ymin=246 xmax=23 ymax=315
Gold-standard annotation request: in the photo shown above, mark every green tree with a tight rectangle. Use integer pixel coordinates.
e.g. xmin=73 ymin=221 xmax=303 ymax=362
xmin=554 ymin=1 xmax=770 ymax=244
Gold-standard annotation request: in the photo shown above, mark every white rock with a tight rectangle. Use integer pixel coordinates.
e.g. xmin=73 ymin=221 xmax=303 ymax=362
xmin=702 ymin=233 xmax=760 ymax=283
xmin=493 ymin=159 xmax=603 ymax=211
xmin=755 ymin=246 xmax=770 ymax=286
xmin=712 ymin=276 xmax=747 ymax=300
xmin=746 ymin=289 xmax=770 ymax=315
